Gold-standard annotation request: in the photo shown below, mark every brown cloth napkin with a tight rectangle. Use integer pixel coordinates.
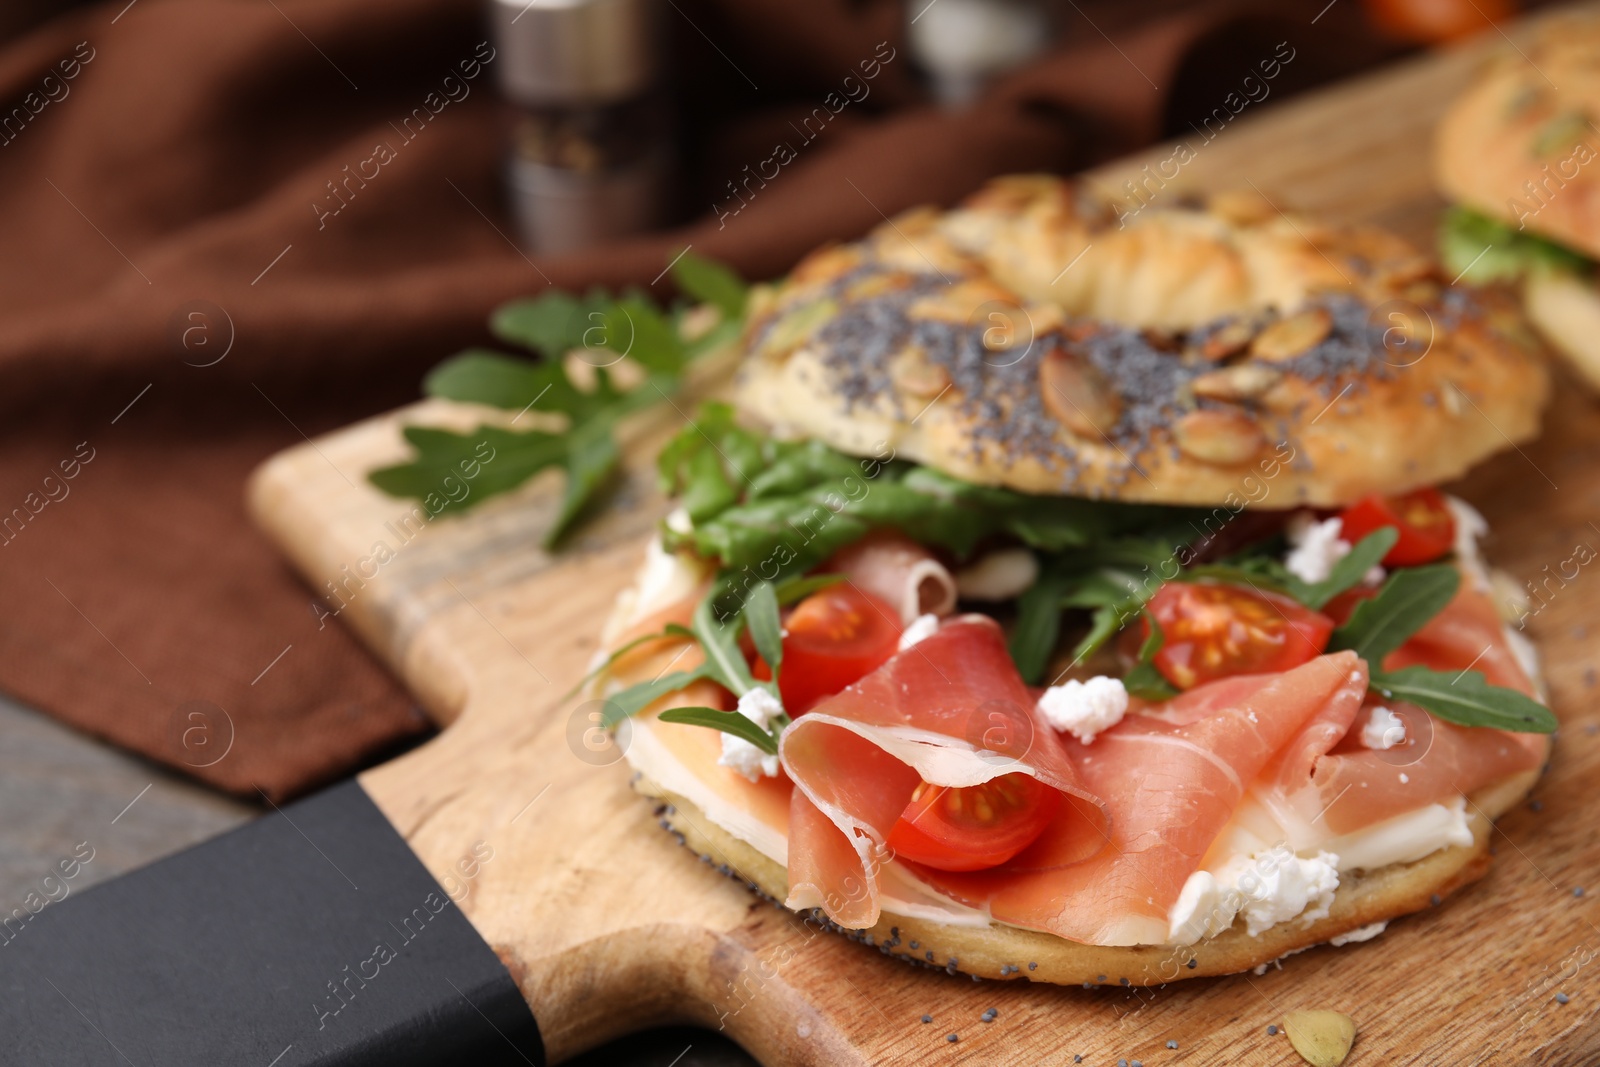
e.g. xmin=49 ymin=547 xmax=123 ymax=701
xmin=0 ymin=0 xmax=1396 ymax=800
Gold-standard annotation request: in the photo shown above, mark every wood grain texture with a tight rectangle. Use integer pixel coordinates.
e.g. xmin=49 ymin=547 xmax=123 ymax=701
xmin=248 ymin=14 xmax=1600 ymax=1064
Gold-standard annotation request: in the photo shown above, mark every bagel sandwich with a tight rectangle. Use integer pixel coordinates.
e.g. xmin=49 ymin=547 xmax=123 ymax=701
xmin=587 ymin=175 xmax=1555 ymax=986
xmin=1435 ymin=13 xmax=1600 ymax=388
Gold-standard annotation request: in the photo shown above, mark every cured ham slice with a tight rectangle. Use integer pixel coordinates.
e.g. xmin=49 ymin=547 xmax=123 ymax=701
xmin=1387 ymin=582 xmax=1535 ymax=694
xmin=823 ymin=530 xmax=957 ymax=624
xmin=1257 ymin=582 xmax=1547 ymax=837
xmin=779 ymin=616 xmax=1107 ymax=929
xmin=920 ymin=652 xmax=1370 ymax=946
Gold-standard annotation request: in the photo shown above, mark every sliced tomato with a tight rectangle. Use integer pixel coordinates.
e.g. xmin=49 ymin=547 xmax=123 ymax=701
xmin=885 ymin=773 xmax=1058 ymax=872
xmin=1144 ymin=581 xmax=1334 ymax=689
xmin=1337 ymin=487 xmax=1456 ymax=566
xmin=751 ymin=584 xmax=902 ymax=714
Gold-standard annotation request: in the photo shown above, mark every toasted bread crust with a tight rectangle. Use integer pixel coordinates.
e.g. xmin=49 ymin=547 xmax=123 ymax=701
xmin=1434 ymin=15 xmax=1600 ymax=260
xmin=638 ymin=769 xmax=1537 ymax=987
xmin=736 ymin=175 xmax=1548 ymax=508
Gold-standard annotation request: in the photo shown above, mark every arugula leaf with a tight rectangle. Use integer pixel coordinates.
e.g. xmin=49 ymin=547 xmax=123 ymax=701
xmin=657 ymin=706 xmax=778 ymax=753
xmin=490 ymin=289 xmax=611 ymax=359
xmin=665 ymin=411 xmax=1203 ymax=575
xmin=1122 ymin=611 xmax=1178 ymax=701
xmin=681 ymin=446 xmax=740 ymax=523
xmin=1371 ymin=666 xmax=1558 ymax=733
xmin=600 ymin=667 xmax=711 ymax=727
xmin=694 ymin=581 xmax=760 ymax=697
xmin=774 ymin=573 xmax=844 ymax=604
xmin=745 ymin=581 xmax=784 ymax=683
xmin=1439 ymin=206 xmax=1592 ymax=286
xmin=562 ymin=626 xmax=676 ymax=703
xmin=1329 ymin=564 xmax=1459 ymax=663
xmin=1299 ymin=528 xmax=1398 ymax=610
xmin=370 ymin=256 xmax=746 ymax=545
xmin=1009 ymin=567 xmax=1074 ymax=685
xmin=423 ymin=349 xmax=602 ymax=415
xmin=602 ymin=574 xmax=811 ymax=736
xmin=671 ymin=251 xmax=749 ymax=320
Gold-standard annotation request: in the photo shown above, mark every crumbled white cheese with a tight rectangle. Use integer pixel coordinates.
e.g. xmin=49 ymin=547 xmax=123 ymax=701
xmin=1167 ymin=845 xmax=1340 ymax=942
xmin=664 ymin=505 xmax=694 ymax=535
xmin=1285 ymin=513 xmax=1351 ymax=584
xmin=1233 ymin=847 xmax=1339 ymax=937
xmin=1284 ymin=511 xmax=1385 ymax=586
xmin=716 ymin=688 xmax=783 ymax=782
xmin=1329 ymin=921 xmax=1388 ymax=946
xmin=1361 ymin=706 xmax=1406 ymax=750
xmin=954 ymin=547 xmax=1039 ymax=601
xmin=898 ymin=613 xmax=940 ymax=650
xmin=1037 ymin=676 xmax=1129 ymax=744
xmin=736 ymin=687 xmax=782 ymax=729
xmin=718 ymin=736 xmax=778 ymax=782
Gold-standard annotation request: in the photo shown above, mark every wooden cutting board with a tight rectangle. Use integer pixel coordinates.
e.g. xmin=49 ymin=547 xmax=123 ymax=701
xmin=249 ymin=15 xmax=1600 ymax=1065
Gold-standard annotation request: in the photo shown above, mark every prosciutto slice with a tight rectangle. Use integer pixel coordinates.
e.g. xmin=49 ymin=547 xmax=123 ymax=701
xmin=1257 ymin=582 xmax=1548 ymax=837
xmin=779 ymin=616 xmax=1107 ymax=929
xmin=823 ymin=530 xmax=957 ymax=624
xmin=920 ymin=652 xmax=1370 ymax=945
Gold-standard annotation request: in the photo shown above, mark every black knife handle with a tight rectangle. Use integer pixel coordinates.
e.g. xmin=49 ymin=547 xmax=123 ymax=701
xmin=0 ymin=779 xmax=544 ymax=1066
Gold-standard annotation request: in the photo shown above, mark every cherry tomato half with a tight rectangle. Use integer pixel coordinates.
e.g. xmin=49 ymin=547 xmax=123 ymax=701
xmin=885 ymin=774 xmax=1059 ymax=872
xmin=751 ymin=584 xmax=902 ymax=714
xmin=1337 ymin=487 xmax=1456 ymax=567
xmin=1144 ymin=581 xmax=1334 ymax=690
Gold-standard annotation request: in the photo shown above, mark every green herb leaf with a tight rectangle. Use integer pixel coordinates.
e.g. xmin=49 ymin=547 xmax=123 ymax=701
xmin=682 ymin=446 xmax=740 ymax=523
xmin=1439 ymin=206 xmax=1592 ymax=285
xmin=672 ymin=251 xmax=749 ymax=320
xmin=489 ymin=289 xmax=611 ymax=360
xmin=1009 ymin=568 xmax=1073 ymax=685
xmin=600 ymin=666 xmax=711 ymax=727
xmin=1060 ymin=562 xmax=1159 ymax=663
xmin=371 ymin=258 xmax=747 ymax=544
xmin=1122 ymin=610 xmax=1178 ymax=701
xmin=1371 ymin=666 xmax=1558 ymax=733
xmin=1330 ymin=564 xmax=1459 ymax=664
xmin=668 ymin=409 xmax=1203 ymax=577
xmin=657 ymin=706 xmax=778 ymax=753
xmin=367 ymin=424 xmax=563 ymax=517
xmin=745 ymin=581 xmax=784 ymax=681
xmin=693 ymin=583 xmax=759 ymax=697
xmin=561 ymin=626 xmax=674 ymax=703
xmin=1299 ymin=527 xmax=1398 ymax=610
xmin=773 ymin=573 xmax=844 ymax=605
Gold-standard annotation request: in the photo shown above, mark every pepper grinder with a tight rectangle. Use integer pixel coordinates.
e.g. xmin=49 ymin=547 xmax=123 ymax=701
xmin=491 ymin=0 xmax=669 ymax=254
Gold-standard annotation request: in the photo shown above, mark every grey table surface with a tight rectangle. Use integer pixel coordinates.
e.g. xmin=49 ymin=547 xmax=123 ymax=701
xmin=0 ymin=693 xmax=756 ymax=1067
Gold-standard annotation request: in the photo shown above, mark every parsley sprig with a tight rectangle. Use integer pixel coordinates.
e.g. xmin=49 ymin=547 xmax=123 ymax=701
xmin=368 ymin=254 xmax=748 ymax=546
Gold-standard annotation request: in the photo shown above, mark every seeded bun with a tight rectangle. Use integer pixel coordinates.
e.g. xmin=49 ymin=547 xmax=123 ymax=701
xmin=1433 ymin=16 xmax=1600 ymax=261
xmin=637 ymin=768 xmax=1537 ymax=986
xmin=735 ymin=175 xmax=1549 ymax=508
xmin=1434 ymin=16 xmax=1600 ymax=388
